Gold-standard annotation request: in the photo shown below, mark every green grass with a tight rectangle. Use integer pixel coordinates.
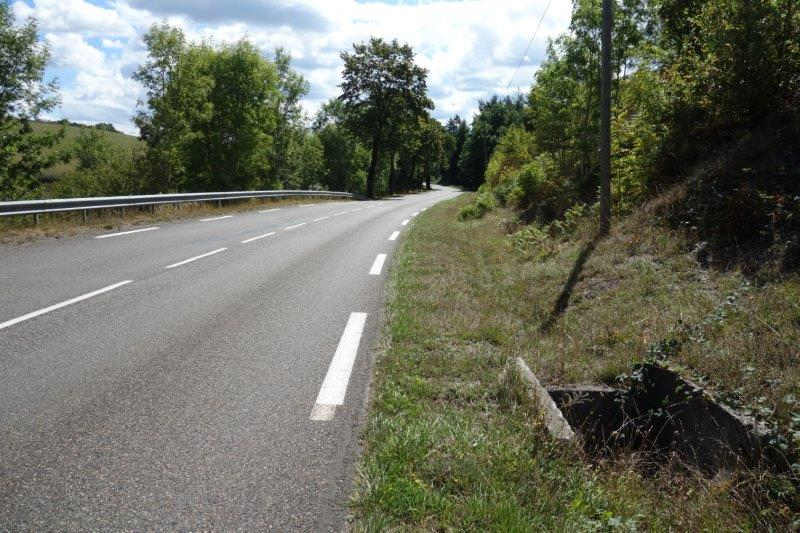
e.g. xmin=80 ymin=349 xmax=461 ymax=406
xmin=351 ymin=193 xmax=798 ymax=531
xmin=30 ymin=120 xmax=142 ymax=181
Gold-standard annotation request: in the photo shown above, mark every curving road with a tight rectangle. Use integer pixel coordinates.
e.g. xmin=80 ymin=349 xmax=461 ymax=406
xmin=0 ymin=186 xmax=460 ymax=530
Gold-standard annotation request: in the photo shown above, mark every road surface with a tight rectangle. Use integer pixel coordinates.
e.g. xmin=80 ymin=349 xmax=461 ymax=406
xmin=0 ymin=186 xmax=460 ymax=530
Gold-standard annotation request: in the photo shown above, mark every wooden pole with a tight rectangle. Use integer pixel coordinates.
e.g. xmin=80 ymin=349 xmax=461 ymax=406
xmin=599 ymin=0 xmax=613 ymax=235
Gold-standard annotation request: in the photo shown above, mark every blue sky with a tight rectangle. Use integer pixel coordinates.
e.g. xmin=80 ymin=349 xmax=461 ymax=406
xmin=12 ymin=0 xmax=572 ymax=135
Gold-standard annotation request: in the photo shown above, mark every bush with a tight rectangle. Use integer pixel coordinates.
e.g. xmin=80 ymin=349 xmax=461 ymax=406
xmin=516 ymin=153 xmax=574 ymax=222
xmin=458 ymin=189 xmax=496 ymax=220
xmin=53 ymin=131 xmax=143 ymax=197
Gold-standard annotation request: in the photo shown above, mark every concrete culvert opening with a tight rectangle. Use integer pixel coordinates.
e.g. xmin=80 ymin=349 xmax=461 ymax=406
xmin=514 ymin=358 xmax=795 ymax=477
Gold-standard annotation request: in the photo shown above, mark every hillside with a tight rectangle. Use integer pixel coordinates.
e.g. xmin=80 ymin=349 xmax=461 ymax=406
xmin=30 ymin=120 xmax=142 ymax=182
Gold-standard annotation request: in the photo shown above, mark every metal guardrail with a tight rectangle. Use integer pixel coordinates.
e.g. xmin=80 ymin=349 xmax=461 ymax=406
xmin=0 ymin=190 xmax=356 ymax=219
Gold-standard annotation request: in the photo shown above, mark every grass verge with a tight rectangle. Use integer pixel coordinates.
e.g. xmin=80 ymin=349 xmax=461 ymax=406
xmin=351 ymin=194 xmax=798 ymax=531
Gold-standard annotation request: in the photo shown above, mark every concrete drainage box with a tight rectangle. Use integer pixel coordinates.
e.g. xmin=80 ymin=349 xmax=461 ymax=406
xmin=514 ymin=358 xmax=793 ymax=476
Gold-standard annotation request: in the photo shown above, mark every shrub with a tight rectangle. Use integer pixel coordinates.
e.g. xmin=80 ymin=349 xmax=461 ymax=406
xmin=458 ymin=189 xmax=496 ymax=220
xmin=516 ymin=153 xmax=574 ymax=222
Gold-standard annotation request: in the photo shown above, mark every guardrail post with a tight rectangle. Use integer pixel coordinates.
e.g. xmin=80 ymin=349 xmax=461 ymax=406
xmin=34 ymin=213 xmax=40 ymax=225
xmin=82 ymin=210 xmax=88 ymax=223
xmin=217 ymin=200 xmax=222 ymax=208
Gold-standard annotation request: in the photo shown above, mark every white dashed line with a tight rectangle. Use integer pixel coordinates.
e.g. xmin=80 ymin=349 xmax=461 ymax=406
xmin=165 ymin=248 xmax=227 ymax=269
xmin=0 ymin=280 xmax=134 ymax=331
xmin=331 ymin=211 xmax=348 ymax=216
xmin=200 ymin=215 xmax=233 ymax=222
xmin=401 ymin=219 xmax=410 ymax=226
xmin=95 ymin=227 xmax=159 ymax=239
xmin=259 ymin=208 xmax=281 ymax=213
xmin=420 ymin=207 xmax=427 ymax=211
xmin=310 ymin=312 xmax=368 ymax=421
xmin=241 ymin=232 xmax=276 ymax=244
xmin=313 ymin=216 xmax=330 ymax=222
xmin=411 ymin=211 xmax=419 ymax=217
xmin=284 ymin=223 xmax=307 ymax=231
xmin=369 ymin=253 xmax=387 ymax=275
xmin=388 ymin=231 xmax=400 ymax=241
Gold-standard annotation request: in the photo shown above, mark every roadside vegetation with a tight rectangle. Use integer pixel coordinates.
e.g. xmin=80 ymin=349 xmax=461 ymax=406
xmin=0 ymin=2 xmax=447 ymax=204
xmin=352 ymin=195 xmax=798 ymax=531
xmin=354 ymin=0 xmax=799 ymax=529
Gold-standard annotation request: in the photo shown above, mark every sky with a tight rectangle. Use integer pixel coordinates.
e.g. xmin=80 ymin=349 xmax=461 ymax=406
xmin=11 ymin=0 xmax=573 ymax=136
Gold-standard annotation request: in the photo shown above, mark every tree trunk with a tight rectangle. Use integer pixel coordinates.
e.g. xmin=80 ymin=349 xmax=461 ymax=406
xmin=367 ymin=133 xmax=381 ymax=198
xmin=388 ymin=150 xmax=396 ymax=194
xmin=425 ymin=163 xmax=431 ymax=190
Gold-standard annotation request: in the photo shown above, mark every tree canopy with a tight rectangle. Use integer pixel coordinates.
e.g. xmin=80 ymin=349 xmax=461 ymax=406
xmin=0 ymin=2 xmax=62 ymax=200
xmin=339 ymin=37 xmax=433 ymax=197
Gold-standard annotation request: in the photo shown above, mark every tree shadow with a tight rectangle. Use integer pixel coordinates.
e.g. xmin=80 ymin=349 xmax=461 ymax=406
xmin=540 ymin=232 xmax=604 ymax=333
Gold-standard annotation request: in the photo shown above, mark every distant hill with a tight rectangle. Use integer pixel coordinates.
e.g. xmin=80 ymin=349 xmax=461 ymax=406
xmin=30 ymin=120 xmax=142 ymax=181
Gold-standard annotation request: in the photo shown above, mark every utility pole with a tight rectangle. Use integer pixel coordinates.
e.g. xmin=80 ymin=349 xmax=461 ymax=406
xmin=599 ymin=0 xmax=613 ymax=235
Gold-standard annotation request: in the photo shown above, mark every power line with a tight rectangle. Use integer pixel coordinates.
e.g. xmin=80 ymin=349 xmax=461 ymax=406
xmin=506 ymin=0 xmax=554 ymax=90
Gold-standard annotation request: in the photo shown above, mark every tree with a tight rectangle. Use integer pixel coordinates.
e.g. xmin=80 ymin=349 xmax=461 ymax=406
xmin=457 ymin=96 xmax=525 ymax=190
xmin=339 ymin=37 xmax=432 ymax=197
xmin=134 ymin=25 xmax=282 ymax=192
xmin=268 ymin=47 xmax=310 ymax=187
xmin=0 ymin=2 xmax=62 ymax=200
xmin=133 ymin=24 xmax=198 ymax=192
xmin=444 ymin=115 xmax=467 ymax=185
xmin=313 ymin=99 xmax=369 ymax=193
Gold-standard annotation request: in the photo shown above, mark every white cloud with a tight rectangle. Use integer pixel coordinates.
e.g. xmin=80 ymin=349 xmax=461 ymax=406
xmin=17 ymin=0 xmax=573 ymax=133
xmin=12 ymin=0 xmax=135 ymax=37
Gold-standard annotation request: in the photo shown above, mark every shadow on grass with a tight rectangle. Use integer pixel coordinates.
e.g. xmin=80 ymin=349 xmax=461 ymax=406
xmin=540 ymin=232 xmax=604 ymax=333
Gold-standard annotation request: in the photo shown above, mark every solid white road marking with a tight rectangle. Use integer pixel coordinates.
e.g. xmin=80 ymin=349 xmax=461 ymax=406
xmin=259 ymin=208 xmax=281 ymax=213
xmin=165 ymin=248 xmax=227 ymax=269
xmin=401 ymin=219 xmax=409 ymax=226
xmin=411 ymin=211 xmax=419 ymax=217
xmin=313 ymin=216 xmax=330 ymax=222
xmin=284 ymin=222 xmax=307 ymax=230
xmin=0 ymin=280 xmax=134 ymax=331
xmin=331 ymin=211 xmax=348 ymax=217
xmin=310 ymin=312 xmax=368 ymax=421
xmin=388 ymin=231 xmax=400 ymax=241
xmin=95 ymin=227 xmax=159 ymax=239
xmin=241 ymin=232 xmax=276 ymax=244
xmin=200 ymin=215 xmax=233 ymax=222
xmin=369 ymin=253 xmax=387 ymax=275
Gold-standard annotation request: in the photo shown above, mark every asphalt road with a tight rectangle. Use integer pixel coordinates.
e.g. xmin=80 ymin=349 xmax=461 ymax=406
xmin=0 ymin=186 xmax=460 ymax=530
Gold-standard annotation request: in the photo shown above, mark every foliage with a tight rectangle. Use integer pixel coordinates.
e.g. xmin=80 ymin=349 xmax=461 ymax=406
xmin=0 ymin=2 xmax=63 ymax=200
xmin=457 ymin=187 xmax=495 ymax=220
xmin=450 ymin=0 xmax=800 ymax=273
xmin=266 ymin=47 xmax=310 ymax=187
xmin=134 ymin=24 xmax=281 ymax=193
xmin=455 ymin=95 xmax=525 ymax=191
xmin=443 ymin=115 xmax=467 ymax=185
xmin=53 ymin=130 xmax=142 ymax=197
xmin=339 ymin=37 xmax=433 ymax=197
